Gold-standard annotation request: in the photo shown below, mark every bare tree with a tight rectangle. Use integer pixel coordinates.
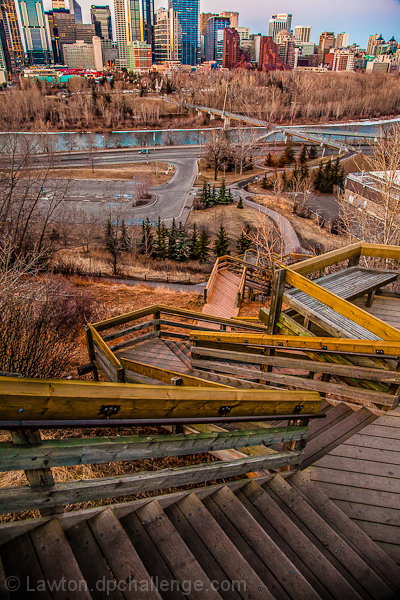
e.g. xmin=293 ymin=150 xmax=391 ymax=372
xmin=205 ymin=131 xmax=230 ymax=181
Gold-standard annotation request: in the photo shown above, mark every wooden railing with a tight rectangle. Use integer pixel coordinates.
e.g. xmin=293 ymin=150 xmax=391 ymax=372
xmin=204 ymin=255 xmax=273 ymax=303
xmin=190 ymin=331 xmax=400 ymax=410
xmin=85 ymin=304 xmax=269 ymax=384
xmin=0 ymin=376 xmax=322 ymax=515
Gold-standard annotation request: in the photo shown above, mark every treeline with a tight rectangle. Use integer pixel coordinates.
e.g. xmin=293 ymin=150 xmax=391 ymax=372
xmin=104 ymin=216 xmax=252 ymax=275
xmin=173 ymin=70 xmax=400 ymax=124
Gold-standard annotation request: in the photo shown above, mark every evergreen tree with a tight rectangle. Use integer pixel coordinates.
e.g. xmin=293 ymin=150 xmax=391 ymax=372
xmin=226 ymin=189 xmax=233 ymax=204
xmin=265 ymin=153 xmax=275 ymax=167
xmin=261 ymin=173 xmax=268 ymax=189
xmin=176 ymin=222 xmax=188 ymax=262
xmin=119 ymin=219 xmax=131 ymax=252
xmin=201 ymin=181 xmax=209 ymax=204
xmin=237 ymin=196 xmax=244 ymax=209
xmin=237 ymin=224 xmax=251 ymax=254
xmin=323 ymin=158 xmax=333 ymax=193
xmin=247 ymin=154 xmax=254 ymax=170
xmin=155 ymin=216 xmax=167 ymax=259
xmin=105 ymin=217 xmax=121 ymax=275
xmin=300 ymin=165 xmax=309 ymax=181
xmin=214 ymin=224 xmax=230 ymax=257
xmin=299 ymin=144 xmax=308 ymax=164
xmin=197 ymin=229 xmax=210 ymax=263
xmin=167 ymin=217 xmax=178 ymax=260
xmin=291 ymin=163 xmax=302 ymax=184
xmin=313 ymin=162 xmax=324 ymax=192
xmin=140 ymin=217 xmax=153 ymax=255
xmin=282 ymin=139 xmax=295 ymax=164
xmin=308 ymin=145 xmax=318 ymax=160
xmin=188 ymin=223 xmax=199 ymax=260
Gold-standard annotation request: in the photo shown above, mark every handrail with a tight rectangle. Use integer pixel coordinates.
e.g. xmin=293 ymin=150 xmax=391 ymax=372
xmin=289 ymin=243 xmax=362 ymax=276
xmin=88 ymin=324 xmax=123 ymax=370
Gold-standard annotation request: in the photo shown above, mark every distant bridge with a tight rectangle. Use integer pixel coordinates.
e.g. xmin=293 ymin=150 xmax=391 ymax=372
xmin=179 ymin=101 xmax=379 ymax=154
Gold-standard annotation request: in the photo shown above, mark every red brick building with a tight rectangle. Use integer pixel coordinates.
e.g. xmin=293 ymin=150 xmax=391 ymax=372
xmin=222 ymin=28 xmax=240 ymax=68
xmin=258 ymin=36 xmax=289 ymax=71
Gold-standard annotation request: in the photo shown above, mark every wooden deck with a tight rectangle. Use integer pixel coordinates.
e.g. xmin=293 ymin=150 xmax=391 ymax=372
xmin=284 ymin=267 xmax=398 ymax=340
xmin=353 ymin=295 xmax=400 ymax=331
xmin=306 ymin=407 xmax=400 ymax=565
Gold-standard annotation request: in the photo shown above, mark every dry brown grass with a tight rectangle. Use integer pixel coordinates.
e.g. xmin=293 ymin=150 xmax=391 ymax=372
xmin=34 ymin=162 xmax=174 ymax=184
xmin=187 ymin=203 xmax=264 ymax=243
xmin=195 ymin=158 xmax=268 ymax=186
xmin=255 ymin=194 xmax=341 ymax=251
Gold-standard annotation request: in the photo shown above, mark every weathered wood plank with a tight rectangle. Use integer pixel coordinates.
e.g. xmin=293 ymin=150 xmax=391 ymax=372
xmin=120 ymin=358 xmax=227 ymax=388
xmin=88 ymin=324 xmax=122 ymax=370
xmin=313 ymin=455 xmax=400 ymax=479
xmin=0 ymin=451 xmax=302 ymax=514
xmin=333 ymin=500 xmax=400 ymax=527
xmin=285 ymin=268 xmax=400 ymax=341
xmin=289 ymin=243 xmax=362 ymax=276
xmin=191 ymin=359 xmax=396 ymax=407
xmin=0 ymin=426 xmax=308 ymax=471
xmin=307 ymin=466 xmax=400 ymax=493
xmin=0 ymin=377 xmax=321 ymax=422
xmin=190 ymin=346 xmax=400 ymax=383
xmin=329 ymin=444 xmax=400 ymax=465
xmin=88 ymin=509 xmax=162 ymax=600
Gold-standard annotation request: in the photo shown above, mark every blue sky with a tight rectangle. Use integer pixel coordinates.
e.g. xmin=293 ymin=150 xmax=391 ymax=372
xmin=43 ymin=0 xmax=400 ymax=48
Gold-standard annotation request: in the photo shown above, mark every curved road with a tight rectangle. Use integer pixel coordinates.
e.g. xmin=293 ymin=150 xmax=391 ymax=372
xmin=43 ymin=147 xmax=201 ymax=226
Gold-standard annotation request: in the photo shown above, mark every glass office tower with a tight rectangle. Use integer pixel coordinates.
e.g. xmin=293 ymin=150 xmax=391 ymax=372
xmin=18 ymin=0 xmax=52 ymax=64
xmin=168 ymin=0 xmax=199 ymax=65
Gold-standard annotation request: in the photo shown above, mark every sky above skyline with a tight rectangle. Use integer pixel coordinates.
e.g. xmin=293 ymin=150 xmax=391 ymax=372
xmin=43 ymin=0 xmax=400 ymax=48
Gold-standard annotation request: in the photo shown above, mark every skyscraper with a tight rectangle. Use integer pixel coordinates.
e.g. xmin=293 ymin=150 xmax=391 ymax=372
xmin=205 ymin=15 xmax=229 ymax=64
xmin=335 ymin=32 xmax=349 ymax=49
xmin=91 ymin=5 xmax=112 ymax=40
xmin=168 ymin=0 xmax=199 ymax=65
xmin=222 ymin=27 xmax=240 ymax=69
xmin=70 ymin=0 xmax=82 ymax=24
xmin=268 ymin=14 xmax=292 ymax=40
xmin=154 ymin=7 xmax=181 ymax=62
xmin=220 ymin=11 xmax=238 ymax=29
xmin=294 ymin=26 xmax=311 ymax=43
xmin=318 ymin=32 xmax=335 ymax=63
xmin=114 ymin=0 xmax=154 ymax=67
xmin=18 ymin=0 xmax=52 ymax=64
xmin=367 ymin=34 xmax=378 ymax=56
xmin=52 ymin=8 xmax=77 ymax=62
xmin=0 ymin=0 xmax=24 ymax=70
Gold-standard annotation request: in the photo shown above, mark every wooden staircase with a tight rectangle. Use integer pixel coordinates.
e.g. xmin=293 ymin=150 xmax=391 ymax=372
xmin=2 ymin=473 xmax=399 ymax=599
xmin=202 ymin=269 xmax=243 ymax=326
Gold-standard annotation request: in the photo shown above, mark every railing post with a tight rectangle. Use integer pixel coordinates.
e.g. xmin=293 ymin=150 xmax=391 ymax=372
xmin=85 ymin=325 xmax=99 ymax=381
xmin=11 ymin=429 xmax=64 ymax=516
xmin=267 ymin=268 xmax=286 ymax=334
xmin=154 ymin=309 xmax=161 ymax=335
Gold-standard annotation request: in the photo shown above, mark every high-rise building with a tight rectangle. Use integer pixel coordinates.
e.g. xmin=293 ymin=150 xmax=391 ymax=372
xmin=63 ymin=36 xmax=103 ymax=69
xmin=335 ymin=32 xmax=349 ymax=49
xmin=258 ymin=36 xmax=283 ymax=70
xmin=76 ymin=23 xmax=96 ymax=43
xmin=268 ymin=14 xmax=292 ymax=40
xmin=222 ymin=27 xmax=240 ymax=68
xmin=367 ymin=34 xmax=378 ymax=55
xmin=51 ymin=0 xmax=65 ymax=8
xmin=294 ymin=26 xmax=311 ymax=43
xmin=71 ymin=0 xmax=82 ymax=24
xmin=168 ymin=0 xmax=199 ymax=65
xmin=200 ymin=12 xmax=217 ymax=36
xmin=220 ymin=11 xmax=238 ymax=29
xmin=91 ymin=5 xmax=112 ymax=40
xmin=101 ymin=39 xmax=117 ymax=65
xmin=52 ymin=8 xmax=76 ymax=62
xmin=127 ymin=39 xmax=152 ymax=70
xmin=318 ymin=31 xmax=335 ymax=63
xmin=154 ymin=7 xmax=181 ymax=62
xmin=0 ymin=0 xmax=25 ymax=70
xmin=331 ymin=48 xmax=355 ymax=71
xmin=205 ymin=15 xmax=229 ymax=65
xmin=18 ymin=0 xmax=52 ymax=64
xmin=114 ymin=0 xmax=155 ymax=68
xmin=275 ymin=29 xmax=295 ymax=68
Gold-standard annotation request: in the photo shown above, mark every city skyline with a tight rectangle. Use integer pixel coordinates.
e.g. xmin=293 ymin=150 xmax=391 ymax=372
xmin=40 ymin=0 xmax=400 ymax=48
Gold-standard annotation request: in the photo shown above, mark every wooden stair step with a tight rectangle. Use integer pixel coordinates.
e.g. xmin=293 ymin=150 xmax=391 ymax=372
xmin=0 ymin=532 xmax=52 ymax=600
xmin=205 ymin=486 xmax=320 ymax=600
xmin=30 ymin=519 xmax=92 ymax=600
xmin=237 ymin=480 xmax=360 ymax=600
xmin=301 ymin=408 xmax=377 ymax=468
xmin=88 ymin=508 xmax=161 ymax=600
xmin=135 ymin=500 xmax=223 ymax=600
xmin=307 ymin=403 xmax=355 ymax=440
xmin=289 ymin=471 xmax=400 ymax=593
xmin=67 ymin=521 xmax=123 ymax=600
xmin=121 ymin=511 xmax=187 ymax=600
xmin=174 ymin=492 xmax=272 ymax=600
xmin=264 ymin=475 xmax=395 ymax=600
